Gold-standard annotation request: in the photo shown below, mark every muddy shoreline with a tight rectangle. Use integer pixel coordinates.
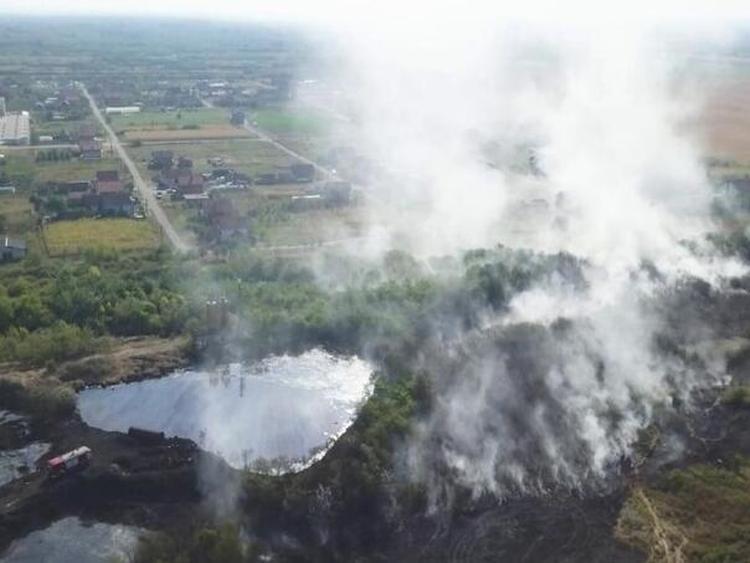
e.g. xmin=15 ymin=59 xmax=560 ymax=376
xmin=0 ymin=413 xmax=239 ymax=556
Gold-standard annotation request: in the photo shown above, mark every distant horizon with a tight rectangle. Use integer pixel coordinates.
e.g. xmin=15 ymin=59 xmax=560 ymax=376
xmin=3 ymin=0 xmax=750 ymax=30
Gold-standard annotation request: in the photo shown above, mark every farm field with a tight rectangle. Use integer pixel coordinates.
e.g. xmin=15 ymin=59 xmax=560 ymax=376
xmin=127 ymin=138 xmax=296 ymax=178
xmin=110 ymin=108 xmax=229 ymax=131
xmin=42 ymin=218 xmax=161 ymax=256
xmin=252 ymin=107 xmax=332 ymax=137
xmin=34 ymin=157 xmax=125 ymax=183
xmin=256 ymin=204 xmax=365 ymax=246
xmin=121 ymin=126 xmax=251 ymax=142
xmin=110 ymin=108 xmax=251 ymax=142
xmin=0 ymin=194 xmax=35 ymax=235
xmin=3 ymin=151 xmax=124 ymax=184
xmin=688 ymin=65 xmax=750 ymax=164
xmin=33 ymin=118 xmax=100 ymax=137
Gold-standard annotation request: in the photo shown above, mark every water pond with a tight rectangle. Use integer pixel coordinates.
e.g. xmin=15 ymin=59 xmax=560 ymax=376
xmin=0 ymin=517 xmax=142 ymax=563
xmin=78 ymin=349 xmax=373 ymax=471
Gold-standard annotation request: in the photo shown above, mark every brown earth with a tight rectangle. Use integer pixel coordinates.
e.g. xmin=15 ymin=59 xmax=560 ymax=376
xmin=0 ymin=336 xmax=191 ymax=392
xmin=688 ymin=71 xmax=750 ymax=164
xmin=0 ymin=417 xmax=238 ymax=554
xmin=123 ymin=126 xmax=251 ymax=142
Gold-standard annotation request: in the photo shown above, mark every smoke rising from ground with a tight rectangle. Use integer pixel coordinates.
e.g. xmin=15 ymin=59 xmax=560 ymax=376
xmin=315 ymin=14 xmax=747 ymax=500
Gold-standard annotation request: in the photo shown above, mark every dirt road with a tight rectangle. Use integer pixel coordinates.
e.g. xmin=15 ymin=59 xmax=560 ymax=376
xmin=200 ymin=96 xmax=334 ymax=180
xmin=79 ymin=83 xmax=191 ymax=253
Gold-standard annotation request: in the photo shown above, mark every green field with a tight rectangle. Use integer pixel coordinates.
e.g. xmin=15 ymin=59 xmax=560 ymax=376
xmin=2 ymin=152 xmax=125 ymax=185
xmin=33 ymin=118 xmax=101 ymax=137
xmin=35 ymin=157 xmax=125 ymax=183
xmin=110 ymin=108 xmax=229 ymax=131
xmin=42 ymin=218 xmax=161 ymax=256
xmin=252 ymin=108 xmax=331 ymax=136
xmin=127 ymin=139 xmax=296 ymax=178
xmin=0 ymin=194 xmax=35 ymax=235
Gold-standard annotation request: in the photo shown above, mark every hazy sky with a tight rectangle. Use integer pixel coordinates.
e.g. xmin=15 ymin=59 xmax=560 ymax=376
xmin=2 ymin=0 xmax=750 ymax=27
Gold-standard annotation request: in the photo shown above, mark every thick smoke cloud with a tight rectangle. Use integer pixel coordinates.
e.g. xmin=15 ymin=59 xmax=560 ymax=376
xmin=316 ymin=14 xmax=747 ymax=500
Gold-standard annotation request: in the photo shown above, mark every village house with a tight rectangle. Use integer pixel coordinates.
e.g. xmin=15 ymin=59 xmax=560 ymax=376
xmin=94 ymin=170 xmax=123 ymax=193
xmin=0 ymin=237 xmax=26 ymax=261
xmin=149 ymin=150 xmax=174 ymax=170
xmin=82 ymin=192 xmax=135 ymax=216
xmin=156 ymin=169 xmax=205 ymax=195
xmin=291 ymin=163 xmax=315 ymax=183
xmin=321 ymin=181 xmax=352 ymax=205
xmin=79 ymin=140 xmax=102 ymax=160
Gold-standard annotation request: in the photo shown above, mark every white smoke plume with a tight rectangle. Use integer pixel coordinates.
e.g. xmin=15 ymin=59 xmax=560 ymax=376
xmin=308 ymin=11 xmax=748 ymax=500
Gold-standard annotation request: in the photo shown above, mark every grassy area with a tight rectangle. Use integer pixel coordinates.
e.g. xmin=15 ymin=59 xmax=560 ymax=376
xmin=0 ymin=194 xmax=35 ymax=235
xmin=257 ymin=205 xmax=365 ymax=246
xmin=2 ymin=152 xmax=125 ymax=185
xmin=35 ymin=157 xmax=125 ymax=183
xmin=121 ymin=126 xmax=250 ymax=142
xmin=42 ymin=218 xmax=161 ymax=256
xmin=127 ymin=138 xmax=295 ymax=178
xmin=33 ymin=118 xmax=100 ymax=137
xmin=110 ymin=108 xmax=229 ymax=131
xmin=253 ymin=107 xmax=331 ymax=136
xmin=617 ymin=459 xmax=750 ymax=562
xmin=160 ymin=201 xmax=199 ymax=247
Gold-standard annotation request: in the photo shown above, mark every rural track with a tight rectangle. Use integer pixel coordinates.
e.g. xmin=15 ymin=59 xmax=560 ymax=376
xmin=78 ymin=83 xmax=191 ymax=254
xmin=199 ymin=96 xmax=335 ymax=180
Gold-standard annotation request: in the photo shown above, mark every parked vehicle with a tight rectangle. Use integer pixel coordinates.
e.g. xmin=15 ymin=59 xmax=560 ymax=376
xmin=46 ymin=446 xmax=92 ymax=478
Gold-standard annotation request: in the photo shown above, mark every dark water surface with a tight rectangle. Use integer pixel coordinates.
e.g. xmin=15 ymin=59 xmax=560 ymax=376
xmin=0 ymin=517 xmax=142 ymax=563
xmin=78 ymin=349 xmax=373 ymax=470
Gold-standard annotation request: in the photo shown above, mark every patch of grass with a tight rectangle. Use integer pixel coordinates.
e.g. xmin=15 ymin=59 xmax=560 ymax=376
xmin=111 ymin=108 xmax=229 ymax=131
xmin=33 ymin=118 xmax=100 ymax=137
xmin=121 ymin=126 xmax=250 ymax=142
xmin=253 ymin=107 xmax=331 ymax=136
xmin=0 ymin=194 xmax=35 ymax=235
xmin=43 ymin=218 xmax=161 ymax=256
xmin=126 ymin=138 xmax=295 ymax=182
xmin=722 ymin=385 xmax=750 ymax=407
xmin=34 ymin=157 xmax=124 ymax=183
xmin=4 ymin=152 xmax=125 ymax=185
xmin=617 ymin=459 xmax=750 ymax=562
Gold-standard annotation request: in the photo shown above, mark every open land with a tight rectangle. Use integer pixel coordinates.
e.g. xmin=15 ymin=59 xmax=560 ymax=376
xmin=42 ymin=218 xmax=161 ymax=256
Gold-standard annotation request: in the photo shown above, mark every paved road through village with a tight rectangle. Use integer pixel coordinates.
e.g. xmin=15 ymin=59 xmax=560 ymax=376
xmin=79 ymin=83 xmax=191 ymax=253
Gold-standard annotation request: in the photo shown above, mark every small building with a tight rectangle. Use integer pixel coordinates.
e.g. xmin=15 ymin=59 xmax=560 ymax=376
xmin=82 ymin=192 xmax=134 ymax=216
xmin=79 ymin=140 xmax=102 ymax=160
xmin=290 ymin=193 xmax=323 ymax=211
xmin=149 ymin=150 xmax=174 ymax=170
xmin=0 ymin=237 xmax=26 ymax=261
xmin=76 ymin=125 xmax=97 ymax=142
xmin=178 ymin=171 xmax=204 ymax=194
xmin=321 ymin=181 xmax=352 ymax=205
xmin=104 ymin=106 xmax=141 ymax=115
xmin=94 ymin=170 xmax=124 ymax=194
xmin=0 ymin=112 xmax=31 ymax=146
xmin=291 ymin=163 xmax=315 ymax=183
xmin=230 ymin=109 xmax=246 ymax=126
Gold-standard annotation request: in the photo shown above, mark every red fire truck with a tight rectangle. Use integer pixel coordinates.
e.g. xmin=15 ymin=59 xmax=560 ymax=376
xmin=46 ymin=446 xmax=92 ymax=478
